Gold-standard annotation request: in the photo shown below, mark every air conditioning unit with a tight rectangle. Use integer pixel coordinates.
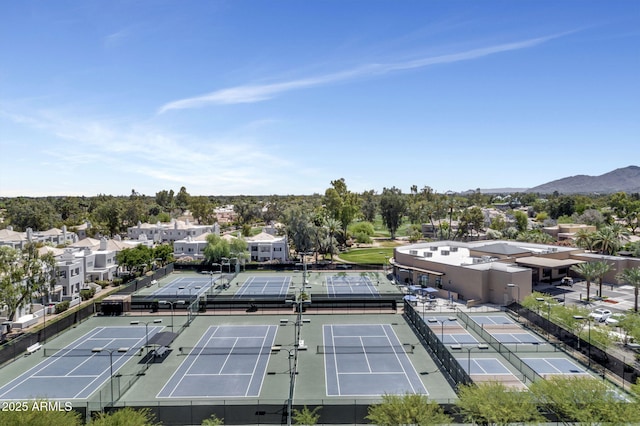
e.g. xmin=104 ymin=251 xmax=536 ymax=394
xmin=424 ymin=252 xmax=433 ymax=258
xmin=410 ymin=250 xmax=418 ymax=255
xmin=450 ymin=247 xmax=458 ymax=252
xmin=441 ymin=250 xmax=450 ymax=256
xmin=430 ymin=246 xmax=438 ymax=251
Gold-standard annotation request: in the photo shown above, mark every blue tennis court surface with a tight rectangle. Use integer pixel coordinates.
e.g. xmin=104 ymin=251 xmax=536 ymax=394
xmin=157 ymin=325 xmax=276 ymax=398
xmin=150 ymin=277 xmax=213 ymax=299
xmin=456 ymin=357 xmax=511 ymax=375
xmin=326 ymin=275 xmax=380 ymax=298
xmin=0 ymin=326 xmax=161 ymax=400
xmin=234 ymin=276 xmax=291 ymax=299
xmin=470 ymin=315 xmax=515 ymax=325
xmin=522 ymin=357 xmax=588 ymax=376
xmin=323 ymin=324 xmax=426 ymax=396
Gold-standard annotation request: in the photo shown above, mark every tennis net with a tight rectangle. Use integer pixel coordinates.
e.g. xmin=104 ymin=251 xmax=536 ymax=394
xmin=43 ymin=348 xmax=138 ymax=357
xmin=177 ymin=346 xmax=272 ymax=356
xmin=316 ymin=343 xmax=414 ymax=354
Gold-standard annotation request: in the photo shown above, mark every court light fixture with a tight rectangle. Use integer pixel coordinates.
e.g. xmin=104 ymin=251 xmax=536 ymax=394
xmin=91 ymin=347 xmax=129 ymax=406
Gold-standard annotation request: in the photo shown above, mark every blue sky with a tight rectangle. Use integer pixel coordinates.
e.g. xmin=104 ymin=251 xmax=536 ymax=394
xmin=1 ymin=1 xmax=638 ymax=197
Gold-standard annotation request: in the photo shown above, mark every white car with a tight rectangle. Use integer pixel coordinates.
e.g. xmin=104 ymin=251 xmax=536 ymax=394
xmin=605 ymin=313 xmax=625 ymax=326
xmin=589 ymin=308 xmax=612 ymax=323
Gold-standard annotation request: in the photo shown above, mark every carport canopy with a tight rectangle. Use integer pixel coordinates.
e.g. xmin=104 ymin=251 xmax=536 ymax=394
xmin=515 ymin=257 xmax=584 ymax=269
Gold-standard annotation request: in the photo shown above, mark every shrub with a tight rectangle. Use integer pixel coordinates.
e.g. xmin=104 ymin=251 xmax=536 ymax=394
xmin=55 ymin=301 xmax=70 ymax=314
xmin=95 ymin=280 xmax=110 ymax=289
xmin=80 ymin=288 xmax=96 ymax=301
xmin=112 ymin=278 xmax=123 ymax=287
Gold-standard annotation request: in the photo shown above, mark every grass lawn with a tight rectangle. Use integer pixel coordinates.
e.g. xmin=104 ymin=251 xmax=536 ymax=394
xmin=338 ymin=247 xmax=395 ymax=264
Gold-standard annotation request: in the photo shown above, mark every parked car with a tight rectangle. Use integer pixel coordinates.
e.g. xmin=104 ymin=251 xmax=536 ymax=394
xmin=557 ymin=277 xmax=573 ymax=286
xmin=606 ymin=313 xmax=625 ymax=326
xmin=589 ymin=308 xmax=612 ymax=323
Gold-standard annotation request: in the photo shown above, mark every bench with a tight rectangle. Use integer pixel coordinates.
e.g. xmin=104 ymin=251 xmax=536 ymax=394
xmin=271 ymin=345 xmax=282 ymax=352
xmin=298 ymin=340 xmax=307 ymax=350
xmin=280 ymin=319 xmax=289 ymax=325
xmin=26 ymin=342 xmax=42 ymax=355
xmin=154 ymin=346 xmax=169 ymax=358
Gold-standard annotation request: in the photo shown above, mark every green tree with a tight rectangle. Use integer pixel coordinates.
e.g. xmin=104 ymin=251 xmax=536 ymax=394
xmin=175 ymin=186 xmax=190 ymax=213
xmin=530 ymin=375 xmax=640 ymax=425
xmin=284 ymin=206 xmax=316 ymax=256
xmin=571 ymin=261 xmax=601 ymax=302
xmin=190 ymin=196 xmax=216 ymax=224
xmin=155 ymin=188 xmax=175 ymax=212
xmin=324 ymin=217 xmax=341 ymax=263
xmin=153 ymin=244 xmax=174 ymax=267
xmin=201 ymin=413 xmax=224 ymax=425
xmin=617 ymin=266 xmax=640 ymax=312
xmin=574 ymin=228 xmax=596 ymax=251
xmin=513 ymin=210 xmax=528 ymax=233
xmin=360 ymin=190 xmax=378 ymax=223
xmin=379 ymin=186 xmax=407 ymax=239
xmin=203 ymin=234 xmax=230 ymax=264
xmin=593 ymin=224 xmax=630 ymax=255
xmin=323 ymin=178 xmax=360 ymax=240
xmin=592 ymin=259 xmax=612 ymax=299
xmin=366 ymin=393 xmax=451 ymax=426
xmin=90 ymin=407 xmax=160 ymax=425
xmin=0 ymin=244 xmax=57 ymax=321
xmin=292 ymin=405 xmax=322 ymax=425
xmin=456 ymin=381 xmax=542 ymax=425
xmin=92 ymin=198 xmax=123 ymax=236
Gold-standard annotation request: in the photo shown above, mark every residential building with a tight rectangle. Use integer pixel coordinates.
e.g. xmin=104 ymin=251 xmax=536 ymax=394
xmin=246 ymin=226 xmax=288 ymax=263
xmin=127 ymin=219 xmax=218 ymax=243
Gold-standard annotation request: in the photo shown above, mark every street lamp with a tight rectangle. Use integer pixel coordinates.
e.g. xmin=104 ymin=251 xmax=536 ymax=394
xmin=573 ymin=315 xmax=591 ymax=366
xmin=451 ymin=343 xmax=489 ymax=376
xmin=427 ymin=317 xmax=457 ymax=342
xmin=92 ymin=346 xmax=129 ymax=406
xmin=158 ymin=300 xmax=185 ymax=331
xmin=536 ymin=297 xmax=552 ymax=338
xmin=283 ymin=348 xmax=296 ymax=426
xmin=130 ymin=319 xmax=162 ymax=356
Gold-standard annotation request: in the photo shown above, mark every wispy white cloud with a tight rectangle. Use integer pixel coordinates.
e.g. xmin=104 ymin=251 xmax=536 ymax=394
xmin=0 ymin=107 xmax=296 ymax=196
xmin=104 ymin=29 xmax=129 ymax=48
xmin=159 ymin=33 xmax=569 ymax=113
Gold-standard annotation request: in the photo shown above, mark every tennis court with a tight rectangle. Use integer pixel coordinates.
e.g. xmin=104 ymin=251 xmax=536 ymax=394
xmin=426 ymin=317 xmax=478 ymax=344
xmin=149 ymin=276 xmax=213 ymax=299
xmin=325 ymin=275 xmax=380 ymax=298
xmin=233 ymin=276 xmax=292 ymax=299
xmin=521 ymin=357 xmax=589 ymax=377
xmin=157 ymin=325 xmax=277 ymax=398
xmin=323 ymin=324 xmax=426 ymax=396
xmin=0 ymin=326 xmax=161 ymax=400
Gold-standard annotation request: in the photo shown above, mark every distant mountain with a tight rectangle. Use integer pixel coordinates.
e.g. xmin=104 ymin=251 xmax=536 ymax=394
xmin=474 ymin=166 xmax=640 ymax=195
xmin=527 ymin=165 xmax=640 ymax=194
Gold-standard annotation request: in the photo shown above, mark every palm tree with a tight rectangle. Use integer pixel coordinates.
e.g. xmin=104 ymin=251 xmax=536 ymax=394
xmin=616 ymin=266 xmax=640 ymax=312
xmin=593 ymin=260 xmax=612 ymax=298
xmin=593 ymin=224 xmax=630 ymax=255
xmin=571 ymin=261 xmax=601 ymax=302
xmin=573 ymin=229 xmax=596 ymax=251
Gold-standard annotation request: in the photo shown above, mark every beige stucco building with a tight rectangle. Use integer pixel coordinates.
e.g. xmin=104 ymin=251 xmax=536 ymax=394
xmin=392 ymin=240 xmax=592 ymax=305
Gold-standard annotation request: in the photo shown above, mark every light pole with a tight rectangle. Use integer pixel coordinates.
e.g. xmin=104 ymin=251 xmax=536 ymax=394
xmin=536 ymin=297 xmax=552 ymax=338
xmin=451 ymin=343 xmax=489 ymax=376
xmin=573 ymin=315 xmax=592 ymax=366
xmin=130 ymin=319 xmax=162 ymax=356
xmin=92 ymin=347 xmax=129 ymax=406
xmin=284 ymin=348 xmax=295 ymax=426
xmin=427 ymin=317 xmax=457 ymax=342
xmin=158 ymin=300 xmax=185 ymax=331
